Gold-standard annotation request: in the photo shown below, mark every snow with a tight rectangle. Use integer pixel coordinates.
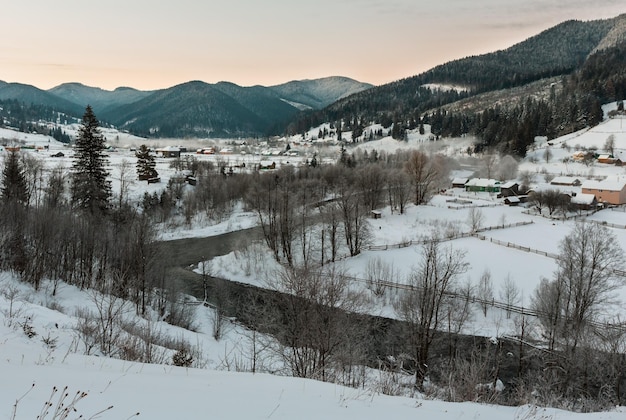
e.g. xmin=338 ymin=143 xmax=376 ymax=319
xmin=3 ymin=104 xmax=626 ymax=418
xmin=3 ymin=273 xmax=625 ymax=419
xmin=422 ymin=83 xmax=469 ymax=93
xmin=581 ymin=176 xmax=626 ymax=191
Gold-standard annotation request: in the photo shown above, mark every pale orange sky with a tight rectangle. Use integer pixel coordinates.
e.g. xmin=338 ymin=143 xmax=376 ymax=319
xmin=1 ymin=1 xmax=624 ymax=91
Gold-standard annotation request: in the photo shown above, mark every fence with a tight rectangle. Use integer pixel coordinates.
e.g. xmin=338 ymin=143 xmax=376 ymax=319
xmin=364 ymin=221 xmax=534 ymax=252
xmin=589 ymin=219 xmax=626 ymax=230
xmin=341 ymin=274 xmax=626 ymax=333
xmin=474 ymin=235 xmax=558 ymax=259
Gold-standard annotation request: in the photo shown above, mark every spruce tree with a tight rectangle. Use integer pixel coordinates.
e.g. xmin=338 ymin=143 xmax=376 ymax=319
xmin=135 ymin=144 xmax=158 ymax=180
xmin=1 ymin=151 xmax=29 ymax=206
xmin=71 ymin=105 xmax=111 ymax=213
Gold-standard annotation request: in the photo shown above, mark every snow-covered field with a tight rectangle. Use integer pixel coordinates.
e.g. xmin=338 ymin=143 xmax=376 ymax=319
xmin=2 ymin=105 xmax=626 ymax=418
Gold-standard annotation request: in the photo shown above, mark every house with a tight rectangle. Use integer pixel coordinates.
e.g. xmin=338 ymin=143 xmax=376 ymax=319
xmin=597 ymin=154 xmax=615 ymax=164
xmin=197 ymin=147 xmax=215 ymax=155
xmin=570 ymin=193 xmax=597 ymax=210
xmin=259 ymin=161 xmax=276 ymax=170
xmin=371 ymin=210 xmax=382 ymax=219
xmin=155 ymin=146 xmax=181 ymax=158
xmin=451 ymin=178 xmax=469 ymax=189
xmin=581 ymin=177 xmax=626 ymax=205
xmin=550 ymin=176 xmax=581 ymax=187
xmin=499 ymin=181 xmax=519 ymax=197
xmin=504 ymin=196 xmax=520 ymax=206
xmin=465 ymin=178 xmax=501 ymax=193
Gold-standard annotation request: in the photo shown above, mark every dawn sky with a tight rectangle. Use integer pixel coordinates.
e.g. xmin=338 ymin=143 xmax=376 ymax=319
xmin=1 ymin=1 xmax=624 ymax=91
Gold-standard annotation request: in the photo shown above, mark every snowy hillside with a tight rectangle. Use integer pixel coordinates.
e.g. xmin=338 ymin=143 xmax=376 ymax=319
xmin=2 ymin=262 xmax=626 ymax=419
xmin=3 ymin=103 xmax=626 ymax=418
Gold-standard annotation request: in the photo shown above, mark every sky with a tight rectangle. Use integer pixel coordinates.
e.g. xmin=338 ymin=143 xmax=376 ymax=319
xmin=1 ymin=1 xmax=624 ymax=91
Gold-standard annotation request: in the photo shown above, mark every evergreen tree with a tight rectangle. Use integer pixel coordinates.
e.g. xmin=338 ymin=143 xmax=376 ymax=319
xmin=135 ymin=144 xmax=158 ymax=180
xmin=1 ymin=151 xmax=28 ymax=206
xmin=70 ymin=105 xmax=111 ymax=213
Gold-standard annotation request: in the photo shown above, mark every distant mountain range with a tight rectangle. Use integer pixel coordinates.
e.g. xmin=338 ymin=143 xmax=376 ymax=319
xmin=0 ymin=76 xmax=373 ymax=138
xmin=1 ymin=13 xmax=625 ymax=142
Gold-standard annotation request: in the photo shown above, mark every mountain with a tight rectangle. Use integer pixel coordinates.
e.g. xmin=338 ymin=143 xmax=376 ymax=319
xmin=102 ymin=80 xmax=300 ymax=138
xmin=48 ymin=83 xmax=153 ymax=114
xmin=312 ymin=17 xmax=619 ymax=121
xmin=0 ymin=82 xmax=83 ymax=114
xmin=286 ymin=14 xmax=626 ymax=145
xmin=0 ymin=76 xmax=372 ymax=138
xmin=2 ymin=14 xmax=625 ymax=140
xmin=269 ymin=76 xmax=374 ymax=110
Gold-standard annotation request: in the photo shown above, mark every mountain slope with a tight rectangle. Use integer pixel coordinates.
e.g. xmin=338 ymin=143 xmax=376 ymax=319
xmin=0 ymin=82 xmax=83 ymax=114
xmin=270 ymin=76 xmax=374 ymax=110
xmin=49 ymin=83 xmax=152 ymax=113
xmin=212 ymin=81 xmax=301 ymax=127
xmin=287 ymin=15 xmax=623 ymax=135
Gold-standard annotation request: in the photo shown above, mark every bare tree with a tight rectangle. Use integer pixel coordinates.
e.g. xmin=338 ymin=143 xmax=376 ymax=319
xmin=481 ymin=153 xmax=497 ymax=179
xmin=532 ymin=222 xmax=625 ymax=395
xmin=365 ymin=256 xmax=397 ymax=297
xmin=542 ymin=189 xmax=570 ymax=216
xmin=404 ymin=151 xmax=440 ymax=205
xmin=529 ymin=191 xmax=548 ymax=215
xmin=356 ymin=163 xmax=385 ymax=211
xmin=498 ymin=274 xmax=519 ymax=319
xmin=19 ymin=152 xmax=44 ymax=208
xmin=44 ymin=165 xmax=67 ymax=209
xmin=467 ymin=207 xmax=484 ymax=233
xmin=543 ymin=147 xmax=553 ymax=163
xmin=604 ymin=134 xmax=616 ymax=156
xmin=552 ymin=222 xmax=623 ymax=352
xmin=336 ymin=173 xmax=370 ymax=257
xmin=115 ymin=159 xmax=134 ymax=212
xmin=477 ymin=269 xmax=493 ymax=316
xmin=211 ymin=279 xmax=230 ymax=341
xmin=386 ymin=169 xmax=411 ymax=214
xmin=394 ymin=238 xmax=468 ymax=388
xmin=319 ymin=200 xmax=341 ymax=264
xmin=268 ymin=264 xmax=367 ymax=381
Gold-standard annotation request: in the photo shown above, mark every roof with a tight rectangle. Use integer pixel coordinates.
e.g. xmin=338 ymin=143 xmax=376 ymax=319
xmin=531 ymin=183 xmax=581 ymax=196
xmin=156 ymin=146 xmax=180 ymax=152
xmin=504 ymin=196 xmax=520 ymax=203
xmin=500 ymin=181 xmax=518 ymax=189
xmin=452 ymin=177 xmax=469 ymax=185
xmin=581 ymin=177 xmax=626 ymax=192
xmin=550 ymin=176 xmax=580 ymax=186
xmin=466 ymin=178 xmax=500 ymax=188
xmin=571 ymin=193 xmax=596 ymax=205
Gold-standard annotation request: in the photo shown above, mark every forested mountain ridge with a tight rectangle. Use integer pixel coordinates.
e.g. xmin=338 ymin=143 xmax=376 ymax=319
xmin=270 ymin=77 xmax=374 ymax=110
xmin=0 ymin=81 xmax=83 ymax=115
xmin=0 ymin=77 xmax=372 ymax=138
xmin=48 ymin=83 xmax=153 ymax=114
xmin=288 ymin=14 xmax=626 ymax=156
xmin=423 ymin=38 xmax=626 ymax=156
